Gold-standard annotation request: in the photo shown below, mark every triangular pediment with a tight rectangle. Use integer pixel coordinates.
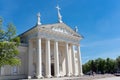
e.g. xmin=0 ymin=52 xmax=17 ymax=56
xmin=41 ymin=23 xmax=81 ymax=37
xmin=19 ymin=23 xmax=82 ymax=38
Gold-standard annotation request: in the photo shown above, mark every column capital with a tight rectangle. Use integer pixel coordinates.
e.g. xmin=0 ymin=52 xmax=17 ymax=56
xmin=45 ymin=38 xmax=51 ymax=41
xmin=68 ymin=43 xmax=74 ymax=46
xmin=65 ymin=42 xmax=75 ymax=46
xmin=74 ymin=44 xmax=80 ymax=46
xmin=65 ymin=42 xmax=69 ymax=45
xmin=36 ymin=37 xmax=41 ymax=40
xmin=54 ymin=39 xmax=59 ymax=42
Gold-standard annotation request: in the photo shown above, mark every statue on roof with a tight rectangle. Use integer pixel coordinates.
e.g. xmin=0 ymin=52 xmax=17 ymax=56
xmin=56 ymin=5 xmax=63 ymax=23
xmin=75 ymin=26 xmax=78 ymax=32
xmin=37 ymin=12 xmax=41 ymax=25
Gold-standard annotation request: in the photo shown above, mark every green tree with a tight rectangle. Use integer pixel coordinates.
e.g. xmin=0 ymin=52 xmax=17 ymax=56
xmin=83 ymin=61 xmax=91 ymax=74
xmin=0 ymin=17 xmax=5 ymax=41
xmin=105 ymin=58 xmax=116 ymax=73
xmin=0 ymin=17 xmax=20 ymax=67
xmin=116 ymin=56 xmax=120 ymax=71
xmin=83 ymin=60 xmax=97 ymax=74
xmin=6 ymin=23 xmax=16 ymax=41
xmin=83 ymin=57 xmax=117 ymax=74
xmin=95 ymin=58 xmax=106 ymax=74
xmin=91 ymin=60 xmax=96 ymax=72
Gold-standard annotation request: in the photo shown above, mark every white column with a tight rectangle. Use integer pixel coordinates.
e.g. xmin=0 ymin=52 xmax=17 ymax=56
xmin=45 ymin=39 xmax=52 ymax=78
xmin=54 ymin=41 xmax=60 ymax=77
xmin=77 ymin=45 xmax=83 ymax=76
xmin=65 ymin=43 xmax=71 ymax=76
xmin=28 ymin=40 xmax=33 ymax=78
xmin=71 ymin=45 xmax=77 ymax=76
xmin=36 ymin=38 xmax=43 ymax=78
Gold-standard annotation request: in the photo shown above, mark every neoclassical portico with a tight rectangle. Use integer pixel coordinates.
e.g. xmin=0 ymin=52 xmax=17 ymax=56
xmin=19 ymin=5 xmax=83 ymax=79
xmin=26 ymin=22 xmax=83 ymax=78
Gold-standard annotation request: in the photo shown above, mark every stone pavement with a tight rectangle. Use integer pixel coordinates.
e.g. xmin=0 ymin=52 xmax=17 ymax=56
xmin=94 ymin=77 xmax=120 ymax=80
xmin=21 ymin=74 xmax=116 ymax=80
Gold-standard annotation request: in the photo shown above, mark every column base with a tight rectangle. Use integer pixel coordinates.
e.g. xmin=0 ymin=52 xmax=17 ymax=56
xmin=79 ymin=73 xmax=84 ymax=76
xmin=66 ymin=73 xmax=71 ymax=77
xmin=73 ymin=73 xmax=78 ymax=76
xmin=77 ymin=73 xmax=84 ymax=76
xmin=54 ymin=74 xmax=60 ymax=77
xmin=45 ymin=74 xmax=52 ymax=78
xmin=36 ymin=75 xmax=43 ymax=79
xmin=28 ymin=76 xmax=31 ymax=79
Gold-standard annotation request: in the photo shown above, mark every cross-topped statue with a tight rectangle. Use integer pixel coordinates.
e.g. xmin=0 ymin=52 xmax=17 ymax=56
xmin=56 ymin=5 xmax=63 ymax=23
xmin=37 ymin=12 xmax=41 ymax=25
xmin=56 ymin=5 xmax=60 ymax=10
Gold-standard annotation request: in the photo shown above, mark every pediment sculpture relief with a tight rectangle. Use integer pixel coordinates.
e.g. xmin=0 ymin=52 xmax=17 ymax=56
xmin=52 ymin=27 xmax=72 ymax=35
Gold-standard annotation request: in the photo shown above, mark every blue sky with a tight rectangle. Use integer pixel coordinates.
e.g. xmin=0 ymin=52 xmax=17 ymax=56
xmin=0 ymin=0 xmax=120 ymax=64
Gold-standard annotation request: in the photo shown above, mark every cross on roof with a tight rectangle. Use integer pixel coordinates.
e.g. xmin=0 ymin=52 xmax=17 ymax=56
xmin=56 ymin=5 xmax=63 ymax=23
xmin=56 ymin=5 xmax=60 ymax=10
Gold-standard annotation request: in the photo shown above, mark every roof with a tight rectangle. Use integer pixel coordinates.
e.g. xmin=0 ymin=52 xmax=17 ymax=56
xmin=19 ymin=23 xmax=83 ymax=38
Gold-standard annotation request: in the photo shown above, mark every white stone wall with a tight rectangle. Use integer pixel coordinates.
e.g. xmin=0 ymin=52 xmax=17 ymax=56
xmin=0 ymin=46 xmax=28 ymax=76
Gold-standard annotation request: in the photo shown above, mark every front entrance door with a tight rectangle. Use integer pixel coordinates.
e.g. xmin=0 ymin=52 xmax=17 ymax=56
xmin=51 ymin=63 xmax=54 ymax=76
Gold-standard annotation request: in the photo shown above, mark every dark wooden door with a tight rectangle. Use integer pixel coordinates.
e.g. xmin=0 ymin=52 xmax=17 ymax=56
xmin=51 ymin=63 xmax=54 ymax=76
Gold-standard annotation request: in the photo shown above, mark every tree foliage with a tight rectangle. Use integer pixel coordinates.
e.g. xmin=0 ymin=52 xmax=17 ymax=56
xmin=116 ymin=56 xmax=120 ymax=71
xmin=83 ymin=57 xmax=119 ymax=74
xmin=0 ymin=17 xmax=20 ymax=67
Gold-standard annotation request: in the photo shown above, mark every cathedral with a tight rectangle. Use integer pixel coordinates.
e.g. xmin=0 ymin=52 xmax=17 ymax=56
xmin=0 ymin=5 xmax=83 ymax=79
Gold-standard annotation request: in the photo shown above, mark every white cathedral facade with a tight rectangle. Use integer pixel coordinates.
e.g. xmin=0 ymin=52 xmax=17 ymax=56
xmin=0 ymin=5 xmax=83 ymax=79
